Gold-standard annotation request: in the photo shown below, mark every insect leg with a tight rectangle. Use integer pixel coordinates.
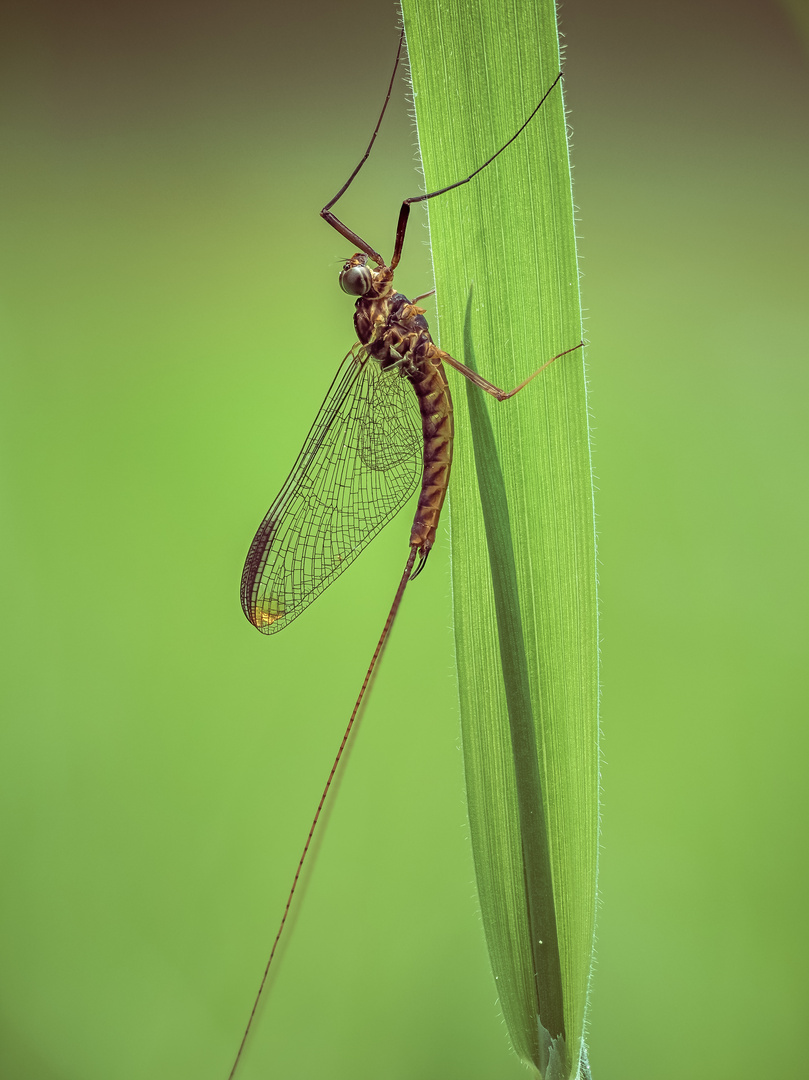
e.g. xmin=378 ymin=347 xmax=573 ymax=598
xmin=389 ymin=72 xmax=563 ymax=269
xmin=320 ymin=29 xmax=405 ymax=265
xmin=439 ymin=341 xmax=584 ymax=401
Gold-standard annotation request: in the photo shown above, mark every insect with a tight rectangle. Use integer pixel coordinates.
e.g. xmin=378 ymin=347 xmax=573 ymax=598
xmin=231 ymin=27 xmax=582 ymax=1079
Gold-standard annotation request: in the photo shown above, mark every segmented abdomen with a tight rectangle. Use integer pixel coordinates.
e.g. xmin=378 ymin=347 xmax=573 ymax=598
xmin=408 ymin=345 xmax=453 ymax=553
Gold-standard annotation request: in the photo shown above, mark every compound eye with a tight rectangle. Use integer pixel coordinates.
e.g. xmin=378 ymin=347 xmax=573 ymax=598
xmin=339 ymin=264 xmax=372 ymax=296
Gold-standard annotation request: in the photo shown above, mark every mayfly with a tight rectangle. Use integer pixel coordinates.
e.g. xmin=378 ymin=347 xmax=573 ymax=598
xmin=232 ymin=26 xmax=582 ymax=1078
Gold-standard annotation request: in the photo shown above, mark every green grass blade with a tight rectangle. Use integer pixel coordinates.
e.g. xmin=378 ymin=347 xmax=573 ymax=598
xmin=462 ymin=286 xmax=566 ymax=1069
xmin=400 ymin=4 xmax=599 ymax=1078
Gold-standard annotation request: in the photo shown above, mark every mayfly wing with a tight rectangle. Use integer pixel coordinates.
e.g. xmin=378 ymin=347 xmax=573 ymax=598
xmin=240 ymin=343 xmax=423 ymax=634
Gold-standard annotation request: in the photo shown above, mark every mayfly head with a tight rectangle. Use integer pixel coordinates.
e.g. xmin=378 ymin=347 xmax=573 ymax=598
xmin=339 ymin=254 xmax=373 ymax=296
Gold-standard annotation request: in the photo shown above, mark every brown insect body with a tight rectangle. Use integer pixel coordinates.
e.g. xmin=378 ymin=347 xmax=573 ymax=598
xmin=344 ymin=252 xmax=454 ymax=564
xmin=229 ymin=35 xmax=580 ymax=1077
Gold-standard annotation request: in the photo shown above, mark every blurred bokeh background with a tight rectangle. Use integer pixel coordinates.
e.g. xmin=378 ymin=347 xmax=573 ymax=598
xmin=1 ymin=1 xmax=806 ymax=1078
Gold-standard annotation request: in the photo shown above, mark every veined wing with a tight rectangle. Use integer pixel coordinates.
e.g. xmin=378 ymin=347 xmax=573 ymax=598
xmin=241 ymin=343 xmax=423 ymax=634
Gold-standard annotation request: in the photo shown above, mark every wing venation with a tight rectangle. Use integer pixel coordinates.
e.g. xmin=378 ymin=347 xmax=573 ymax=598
xmin=241 ymin=345 xmax=422 ymax=634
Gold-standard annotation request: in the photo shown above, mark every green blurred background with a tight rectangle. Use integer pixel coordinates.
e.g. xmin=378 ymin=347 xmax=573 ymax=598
xmin=1 ymin=1 xmax=806 ymax=1078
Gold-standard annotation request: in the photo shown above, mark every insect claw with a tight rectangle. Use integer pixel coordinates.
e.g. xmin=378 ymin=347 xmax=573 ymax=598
xmin=410 ymin=547 xmax=431 ymax=580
